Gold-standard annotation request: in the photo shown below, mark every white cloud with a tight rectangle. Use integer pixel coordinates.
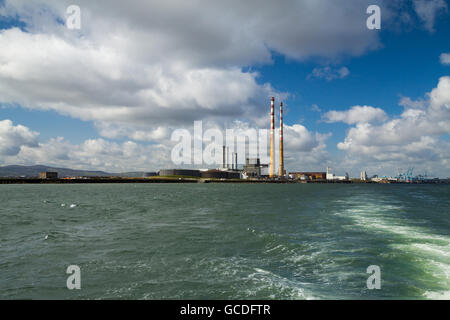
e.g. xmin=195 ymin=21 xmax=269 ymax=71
xmin=0 ymin=119 xmax=39 ymax=156
xmin=0 ymin=0 xmax=386 ymax=141
xmin=440 ymin=53 xmax=450 ymax=65
xmin=335 ymin=77 xmax=450 ymax=176
xmin=413 ymin=0 xmax=448 ymax=32
xmin=1 ymin=1 xmax=447 ymax=176
xmin=308 ymin=66 xmax=350 ymax=81
xmin=323 ymin=105 xmax=388 ymax=125
xmin=1 ymin=119 xmax=329 ymax=172
xmin=9 ymin=136 xmax=171 ymax=172
xmin=311 ymin=104 xmax=322 ymax=113
xmin=283 ymin=124 xmax=331 ymax=171
xmin=0 ymin=28 xmax=277 ymax=132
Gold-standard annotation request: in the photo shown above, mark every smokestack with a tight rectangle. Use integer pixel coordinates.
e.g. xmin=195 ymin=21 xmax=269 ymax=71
xmin=269 ymin=97 xmax=275 ymax=178
xmin=234 ymin=152 xmax=238 ymax=171
xmin=279 ymin=102 xmax=284 ymax=178
xmin=227 ymin=147 xmax=229 ymax=169
xmin=231 ymin=152 xmax=234 ymax=170
xmin=223 ymin=145 xmax=226 ymax=169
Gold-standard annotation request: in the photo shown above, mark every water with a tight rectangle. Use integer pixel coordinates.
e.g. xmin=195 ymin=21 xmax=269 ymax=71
xmin=1 ymin=183 xmax=449 ymax=299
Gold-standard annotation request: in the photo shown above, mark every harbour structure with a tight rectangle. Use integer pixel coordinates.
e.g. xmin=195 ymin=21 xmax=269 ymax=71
xmin=269 ymin=97 xmax=275 ymax=178
xmin=279 ymin=102 xmax=285 ymax=178
xmin=39 ymin=171 xmax=58 ymax=179
xmin=397 ymin=168 xmax=415 ymax=183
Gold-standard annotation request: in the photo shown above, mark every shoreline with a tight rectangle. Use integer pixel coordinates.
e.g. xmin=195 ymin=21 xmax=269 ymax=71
xmin=0 ymin=178 xmax=447 ymax=184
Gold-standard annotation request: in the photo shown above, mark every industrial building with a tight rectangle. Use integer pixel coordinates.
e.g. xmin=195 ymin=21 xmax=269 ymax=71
xmin=326 ymin=167 xmax=349 ymax=181
xmin=159 ymin=97 xmax=285 ymax=181
xmin=159 ymin=169 xmax=201 ymax=177
xmin=159 ymin=168 xmax=241 ymax=179
xmin=243 ymin=158 xmax=268 ymax=178
xmin=39 ymin=172 xmax=58 ymax=179
xmin=289 ymin=172 xmax=326 ymax=181
xmin=360 ymin=170 xmax=368 ymax=181
xmin=201 ymin=170 xmax=241 ymax=179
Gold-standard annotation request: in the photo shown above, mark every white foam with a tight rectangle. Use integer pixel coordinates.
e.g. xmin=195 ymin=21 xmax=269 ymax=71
xmin=424 ymin=290 xmax=450 ymax=300
xmin=247 ymin=267 xmax=315 ymax=300
xmin=340 ymin=201 xmax=450 ymax=298
xmin=412 ymin=243 xmax=450 ymax=258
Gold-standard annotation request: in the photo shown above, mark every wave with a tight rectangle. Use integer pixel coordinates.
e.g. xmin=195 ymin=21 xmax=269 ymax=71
xmin=337 ymin=201 xmax=450 ymax=299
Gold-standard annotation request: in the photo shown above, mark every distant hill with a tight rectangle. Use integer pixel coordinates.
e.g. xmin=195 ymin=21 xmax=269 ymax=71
xmin=0 ymin=165 xmax=148 ymax=178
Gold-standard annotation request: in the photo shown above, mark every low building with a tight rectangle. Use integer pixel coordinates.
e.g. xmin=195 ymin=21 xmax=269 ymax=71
xmin=200 ymin=170 xmax=228 ymax=179
xmin=289 ymin=172 xmax=326 ymax=180
xmin=159 ymin=169 xmax=201 ymax=177
xmin=201 ymin=170 xmax=241 ymax=179
xmin=326 ymin=167 xmax=349 ymax=181
xmin=40 ymin=172 xmax=58 ymax=179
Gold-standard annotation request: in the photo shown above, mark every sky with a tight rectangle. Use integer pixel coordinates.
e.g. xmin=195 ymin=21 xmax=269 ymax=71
xmin=0 ymin=0 xmax=449 ymax=177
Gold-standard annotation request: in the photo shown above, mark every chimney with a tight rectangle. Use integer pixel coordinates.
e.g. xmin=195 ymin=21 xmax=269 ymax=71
xmin=279 ymin=102 xmax=284 ymax=177
xmin=223 ymin=145 xmax=226 ymax=169
xmin=269 ymin=97 xmax=275 ymax=178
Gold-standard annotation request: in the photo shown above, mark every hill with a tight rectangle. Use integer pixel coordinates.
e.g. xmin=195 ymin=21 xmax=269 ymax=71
xmin=0 ymin=165 xmax=146 ymax=178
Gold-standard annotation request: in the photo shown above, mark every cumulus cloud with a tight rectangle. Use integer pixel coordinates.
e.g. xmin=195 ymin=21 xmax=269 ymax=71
xmin=0 ymin=0 xmax=385 ymax=140
xmin=323 ymin=105 xmax=388 ymax=124
xmin=335 ymin=77 xmax=450 ymax=176
xmin=0 ymin=28 xmax=277 ymax=131
xmin=1 ymin=119 xmax=329 ymax=172
xmin=308 ymin=66 xmax=350 ymax=81
xmin=1 ymin=1 xmax=446 ymax=175
xmin=7 ymin=135 xmax=172 ymax=172
xmin=283 ymin=125 xmax=331 ymax=171
xmin=441 ymin=53 xmax=450 ymax=65
xmin=413 ymin=0 xmax=448 ymax=32
xmin=0 ymin=119 xmax=39 ymax=156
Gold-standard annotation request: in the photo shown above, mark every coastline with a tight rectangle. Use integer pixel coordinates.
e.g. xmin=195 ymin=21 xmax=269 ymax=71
xmin=0 ymin=177 xmax=447 ymax=184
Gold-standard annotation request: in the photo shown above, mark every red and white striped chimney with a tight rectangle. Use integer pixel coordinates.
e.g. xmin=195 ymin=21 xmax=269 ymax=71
xmin=269 ymin=97 xmax=275 ymax=178
xmin=279 ymin=102 xmax=284 ymax=177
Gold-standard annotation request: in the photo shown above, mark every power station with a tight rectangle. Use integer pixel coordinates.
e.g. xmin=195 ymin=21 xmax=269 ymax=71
xmin=159 ymin=97 xmax=287 ymax=180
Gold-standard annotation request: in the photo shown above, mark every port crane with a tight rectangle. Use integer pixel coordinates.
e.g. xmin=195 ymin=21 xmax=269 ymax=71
xmin=397 ymin=167 xmax=414 ymax=183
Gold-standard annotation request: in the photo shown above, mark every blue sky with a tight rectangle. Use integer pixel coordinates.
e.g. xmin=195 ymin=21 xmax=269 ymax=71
xmin=0 ymin=0 xmax=449 ymax=177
